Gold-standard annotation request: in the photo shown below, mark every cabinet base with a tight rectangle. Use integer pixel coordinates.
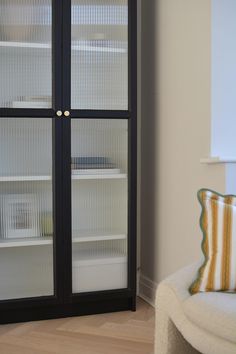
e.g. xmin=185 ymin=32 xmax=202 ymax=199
xmin=0 ymin=296 xmax=136 ymax=325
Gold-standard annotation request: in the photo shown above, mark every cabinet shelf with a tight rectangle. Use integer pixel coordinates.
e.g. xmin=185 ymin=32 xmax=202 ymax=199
xmin=0 ymin=232 xmax=126 ymax=248
xmin=0 ymin=173 xmax=127 ymax=182
xmin=0 ymin=176 xmax=51 ymax=182
xmin=72 ymin=230 xmax=126 ymax=243
xmin=0 ymin=41 xmax=127 ymax=53
xmin=72 ymin=173 xmax=127 ymax=180
xmin=0 ymin=237 xmax=52 ymax=248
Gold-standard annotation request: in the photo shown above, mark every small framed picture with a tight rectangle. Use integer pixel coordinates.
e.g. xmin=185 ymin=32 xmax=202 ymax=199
xmin=1 ymin=194 xmax=39 ymax=239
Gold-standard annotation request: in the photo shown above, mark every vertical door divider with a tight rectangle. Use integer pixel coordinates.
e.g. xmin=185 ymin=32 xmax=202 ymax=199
xmin=62 ymin=0 xmax=73 ymax=301
xmin=52 ymin=0 xmax=64 ymax=302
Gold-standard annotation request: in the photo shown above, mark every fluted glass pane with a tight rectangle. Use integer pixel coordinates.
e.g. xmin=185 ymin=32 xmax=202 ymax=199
xmin=71 ymin=0 xmax=128 ymax=110
xmin=0 ymin=0 xmax=52 ymax=108
xmin=71 ymin=119 xmax=128 ymax=293
xmin=0 ymin=118 xmax=54 ymax=300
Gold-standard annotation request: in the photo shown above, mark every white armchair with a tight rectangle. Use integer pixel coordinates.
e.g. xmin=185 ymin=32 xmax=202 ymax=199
xmin=154 ymin=263 xmax=236 ymax=354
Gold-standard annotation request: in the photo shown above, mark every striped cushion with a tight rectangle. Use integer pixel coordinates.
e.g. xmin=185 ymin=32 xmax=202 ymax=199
xmin=190 ymin=189 xmax=236 ymax=294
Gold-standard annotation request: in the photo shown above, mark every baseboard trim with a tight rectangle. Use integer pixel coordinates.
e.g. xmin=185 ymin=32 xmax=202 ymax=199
xmin=138 ymin=273 xmax=158 ymax=307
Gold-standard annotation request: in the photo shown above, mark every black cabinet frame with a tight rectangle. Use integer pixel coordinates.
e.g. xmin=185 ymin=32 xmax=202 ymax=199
xmin=0 ymin=0 xmax=137 ymax=324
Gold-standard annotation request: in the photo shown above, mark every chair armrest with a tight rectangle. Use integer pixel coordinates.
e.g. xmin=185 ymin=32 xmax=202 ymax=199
xmin=156 ymin=262 xmax=201 ymax=305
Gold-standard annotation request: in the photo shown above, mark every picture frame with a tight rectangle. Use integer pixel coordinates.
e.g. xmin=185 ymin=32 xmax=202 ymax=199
xmin=0 ymin=194 xmax=39 ymax=239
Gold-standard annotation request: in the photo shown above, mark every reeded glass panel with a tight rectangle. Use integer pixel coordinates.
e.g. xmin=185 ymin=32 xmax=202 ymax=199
xmin=71 ymin=0 xmax=128 ymax=110
xmin=0 ymin=0 xmax=52 ymax=108
xmin=71 ymin=119 xmax=128 ymax=293
xmin=0 ymin=118 xmax=54 ymax=300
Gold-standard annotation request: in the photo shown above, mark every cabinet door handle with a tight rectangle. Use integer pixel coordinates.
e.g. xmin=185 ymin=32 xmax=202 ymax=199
xmin=64 ymin=111 xmax=70 ymax=117
xmin=56 ymin=110 xmax=63 ymax=117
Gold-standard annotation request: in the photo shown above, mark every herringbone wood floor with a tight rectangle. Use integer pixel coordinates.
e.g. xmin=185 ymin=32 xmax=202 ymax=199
xmin=0 ymin=298 xmax=154 ymax=354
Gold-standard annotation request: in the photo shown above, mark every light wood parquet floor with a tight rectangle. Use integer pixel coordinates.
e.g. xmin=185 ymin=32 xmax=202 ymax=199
xmin=0 ymin=298 xmax=155 ymax=354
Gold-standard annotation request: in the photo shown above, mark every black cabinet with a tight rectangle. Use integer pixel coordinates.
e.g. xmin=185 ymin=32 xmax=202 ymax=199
xmin=0 ymin=0 xmax=137 ymax=324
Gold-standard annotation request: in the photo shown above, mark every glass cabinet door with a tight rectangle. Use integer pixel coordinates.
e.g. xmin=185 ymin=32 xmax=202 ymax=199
xmin=71 ymin=0 xmax=128 ymax=110
xmin=0 ymin=0 xmax=52 ymax=108
xmin=71 ymin=119 xmax=128 ymax=293
xmin=0 ymin=118 xmax=54 ymax=300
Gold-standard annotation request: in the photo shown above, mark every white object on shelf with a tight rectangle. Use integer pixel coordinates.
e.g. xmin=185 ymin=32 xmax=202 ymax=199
xmin=72 ymin=251 xmax=127 ymax=293
xmin=0 ymin=237 xmax=52 ymax=248
xmin=72 ymin=230 xmax=126 ymax=243
xmin=12 ymin=101 xmax=51 ymax=108
xmin=73 ymin=253 xmax=126 ymax=266
xmin=1 ymin=194 xmax=39 ymax=239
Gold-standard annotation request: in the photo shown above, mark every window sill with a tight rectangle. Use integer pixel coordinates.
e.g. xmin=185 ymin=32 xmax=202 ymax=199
xmin=200 ymin=157 xmax=236 ymax=164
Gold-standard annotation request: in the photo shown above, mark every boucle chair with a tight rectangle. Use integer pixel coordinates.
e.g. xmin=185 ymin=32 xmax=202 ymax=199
xmin=154 ymin=263 xmax=236 ymax=354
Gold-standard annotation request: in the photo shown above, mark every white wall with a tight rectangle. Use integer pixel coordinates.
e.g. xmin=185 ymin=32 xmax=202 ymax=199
xmin=211 ymin=0 xmax=236 ymax=197
xmin=140 ymin=0 xmax=225 ymax=290
xmin=212 ymin=0 xmax=236 ymax=157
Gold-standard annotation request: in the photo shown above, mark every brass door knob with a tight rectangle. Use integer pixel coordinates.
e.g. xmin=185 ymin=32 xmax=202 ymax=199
xmin=56 ymin=110 xmax=63 ymax=117
xmin=64 ymin=111 xmax=70 ymax=117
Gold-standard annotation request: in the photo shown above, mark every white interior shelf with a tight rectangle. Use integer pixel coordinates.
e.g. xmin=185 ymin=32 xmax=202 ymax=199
xmin=72 ymin=173 xmax=127 ymax=180
xmin=0 ymin=41 xmax=127 ymax=53
xmin=0 ymin=41 xmax=50 ymax=49
xmin=72 ymin=230 xmax=126 ymax=243
xmin=0 ymin=232 xmax=126 ymax=248
xmin=0 ymin=237 xmax=52 ymax=248
xmin=0 ymin=173 xmax=127 ymax=182
xmin=0 ymin=176 xmax=51 ymax=182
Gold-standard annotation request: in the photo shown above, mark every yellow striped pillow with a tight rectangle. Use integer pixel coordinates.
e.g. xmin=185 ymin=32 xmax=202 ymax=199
xmin=190 ymin=189 xmax=236 ymax=294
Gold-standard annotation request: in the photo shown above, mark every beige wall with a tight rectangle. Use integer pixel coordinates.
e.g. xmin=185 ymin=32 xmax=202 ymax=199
xmin=140 ymin=0 xmax=225 ymax=284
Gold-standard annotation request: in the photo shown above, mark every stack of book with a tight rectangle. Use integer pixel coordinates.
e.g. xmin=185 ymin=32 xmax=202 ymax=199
xmin=12 ymin=96 xmax=51 ymax=108
xmin=71 ymin=157 xmax=120 ymax=175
